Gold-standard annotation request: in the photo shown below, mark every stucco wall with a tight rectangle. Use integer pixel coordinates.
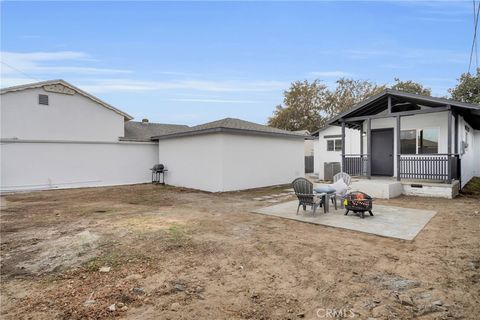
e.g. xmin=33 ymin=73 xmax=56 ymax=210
xmin=361 ymin=111 xmax=451 ymax=177
xmin=476 ymin=129 xmax=480 ymax=177
xmin=314 ymin=126 xmax=360 ymax=180
xmin=1 ymin=87 xmax=125 ymax=142
xmin=474 ymin=130 xmax=480 ymax=177
xmin=459 ymin=116 xmax=479 ymax=187
xmin=157 ymin=134 xmax=224 ymax=192
xmin=157 ymin=133 xmax=304 ymax=192
xmin=221 ymin=134 xmax=304 ymax=191
xmin=1 ymin=141 xmax=158 ymax=192
xmin=304 ymin=139 xmax=314 ymax=156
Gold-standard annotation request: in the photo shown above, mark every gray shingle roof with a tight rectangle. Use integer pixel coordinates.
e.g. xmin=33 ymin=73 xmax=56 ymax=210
xmin=151 ymin=118 xmax=306 ymax=140
xmin=121 ymin=121 xmax=189 ymax=141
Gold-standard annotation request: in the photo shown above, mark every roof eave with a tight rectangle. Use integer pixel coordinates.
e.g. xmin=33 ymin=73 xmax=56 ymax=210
xmin=151 ymin=127 xmax=306 ymax=140
xmin=1 ymin=79 xmax=133 ymax=120
xmin=327 ymin=89 xmax=480 ymax=127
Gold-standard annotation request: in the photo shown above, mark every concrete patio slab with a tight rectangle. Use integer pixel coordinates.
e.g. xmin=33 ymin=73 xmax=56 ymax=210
xmin=252 ymin=201 xmax=436 ymax=240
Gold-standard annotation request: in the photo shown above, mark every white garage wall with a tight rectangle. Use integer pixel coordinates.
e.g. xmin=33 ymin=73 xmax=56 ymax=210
xmin=157 ymin=133 xmax=304 ymax=192
xmin=157 ymin=134 xmax=224 ymax=192
xmin=221 ymin=134 xmax=304 ymax=191
xmin=1 ymin=87 xmax=125 ymax=142
xmin=1 ymin=141 xmax=158 ymax=192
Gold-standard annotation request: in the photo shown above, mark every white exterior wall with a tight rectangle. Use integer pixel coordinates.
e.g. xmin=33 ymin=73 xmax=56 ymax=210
xmin=1 ymin=141 xmax=158 ymax=192
xmin=476 ymin=130 xmax=480 ymax=177
xmin=314 ymin=126 xmax=360 ymax=180
xmin=458 ymin=116 xmax=479 ymax=188
xmin=304 ymin=139 xmax=314 ymax=156
xmin=1 ymin=87 xmax=125 ymax=142
xmin=157 ymin=133 xmax=304 ymax=192
xmin=361 ymin=111 xmax=451 ymax=177
xmin=221 ymin=134 xmax=304 ymax=191
xmin=157 ymin=134 xmax=224 ymax=192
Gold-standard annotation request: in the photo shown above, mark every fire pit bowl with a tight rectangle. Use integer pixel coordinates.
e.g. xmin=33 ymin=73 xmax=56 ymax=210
xmin=343 ymin=191 xmax=374 ymax=219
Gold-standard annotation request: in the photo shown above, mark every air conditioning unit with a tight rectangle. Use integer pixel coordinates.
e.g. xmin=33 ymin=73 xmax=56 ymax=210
xmin=324 ymin=162 xmax=341 ymax=181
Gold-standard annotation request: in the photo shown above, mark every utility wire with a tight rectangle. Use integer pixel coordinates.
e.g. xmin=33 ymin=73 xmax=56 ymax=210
xmin=474 ymin=0 xmax=479 ymax=70
xmin=468 ymin=0 xmax=480 ymax=74
xmin=0 ymin=60 xmax=41 ymax=82
xmin=475 ymin=0 xmax=478 ymax=70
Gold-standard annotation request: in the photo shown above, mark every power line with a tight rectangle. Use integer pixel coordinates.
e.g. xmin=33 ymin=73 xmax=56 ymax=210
xmin=0 ymin=60 xmax=40 ymax=82
xmin=475 ymin=0 xmax=479 ymax=70
xmin=468 ymin=0 xmax=480 ymax=73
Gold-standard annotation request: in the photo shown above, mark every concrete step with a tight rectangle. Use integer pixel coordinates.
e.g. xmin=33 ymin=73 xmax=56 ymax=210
xmin=350 ymin=179 xmax=403 ymax=199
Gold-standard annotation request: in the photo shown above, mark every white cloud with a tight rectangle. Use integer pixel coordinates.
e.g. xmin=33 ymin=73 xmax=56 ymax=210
xmin=0 ymin=51 xmax=131 ymax=75
xmin=0 ymin=51 xmax=287 ymax=94
xmin=345 ymin=47 xmax=466 ymax=64
xmin=78 ymin=79 xmax=288 ymax=93
xmin=308 ymin=71 xmax=354 ymax=78
xmin=0 ymin=76 xmax=43 ymax=88
xmin=170 ymin=98 xmax=259 ymax=104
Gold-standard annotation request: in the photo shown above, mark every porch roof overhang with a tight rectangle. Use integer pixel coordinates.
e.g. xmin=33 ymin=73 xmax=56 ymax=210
xmin=328 ymin=89 xmax=480 ymax=130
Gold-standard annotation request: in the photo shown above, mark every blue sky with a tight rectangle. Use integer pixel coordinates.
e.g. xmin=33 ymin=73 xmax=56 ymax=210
xmin=0 ymin=1 xmax=475 ymax=125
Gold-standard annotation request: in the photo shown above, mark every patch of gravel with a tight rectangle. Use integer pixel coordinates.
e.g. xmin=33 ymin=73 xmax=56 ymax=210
xmin=15 ymin=230 xmax=100 ymax=274
xmin=371 ymin=274 xmax=420 ymax=291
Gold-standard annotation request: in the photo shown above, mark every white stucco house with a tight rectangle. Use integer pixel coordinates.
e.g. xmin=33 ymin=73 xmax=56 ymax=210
xmin=312 ymin=125 xmax=360 ymax=180
xmin=313 ymin=90 xmax=480 ymax=198
xmin=0 ymin=80 xmax=305 ymax=193
xmin=294 ymin=130 xmax=314 ymax=156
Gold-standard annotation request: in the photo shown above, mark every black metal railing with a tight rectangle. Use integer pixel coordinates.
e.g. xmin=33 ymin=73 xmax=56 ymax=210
xmin=399 ymin=154 xmax=460 ymax=181
xmin=343 ymin=154 xmax=368 ymax=176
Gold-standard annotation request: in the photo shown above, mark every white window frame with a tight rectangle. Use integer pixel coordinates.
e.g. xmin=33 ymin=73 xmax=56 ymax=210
xmin=326 ymin=139 xmax=342 ymax=152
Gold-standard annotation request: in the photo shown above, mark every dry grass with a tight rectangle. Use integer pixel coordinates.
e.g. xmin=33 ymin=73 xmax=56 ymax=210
xmin=1 ymin=183 xmax=479 ymax=319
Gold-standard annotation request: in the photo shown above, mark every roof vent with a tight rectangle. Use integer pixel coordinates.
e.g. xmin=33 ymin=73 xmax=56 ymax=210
xmin=38 ymin=94 xmax=49 ymax=105
xmin=142 ymin=118 xmax=149 ymax=123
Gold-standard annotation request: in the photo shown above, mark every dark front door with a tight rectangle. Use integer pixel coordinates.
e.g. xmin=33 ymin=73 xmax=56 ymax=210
xmin=371 ymin=128 xmax=394 ymax=176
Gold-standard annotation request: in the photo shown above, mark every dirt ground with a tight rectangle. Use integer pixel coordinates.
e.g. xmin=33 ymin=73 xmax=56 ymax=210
xmin=1 ymin=183 xmax=479 ymax=320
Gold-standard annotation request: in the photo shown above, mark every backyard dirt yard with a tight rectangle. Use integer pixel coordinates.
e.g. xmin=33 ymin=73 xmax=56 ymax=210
xmin=1 ymin=184 xmax=479 ymax=320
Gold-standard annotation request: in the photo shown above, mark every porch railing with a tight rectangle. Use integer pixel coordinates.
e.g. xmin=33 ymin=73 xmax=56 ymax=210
xmin=399 ymin=154 xmax=460 ymax=181
xmin=343 ymin=154 xmax=368 ymax=177
xmin=342 ymin=153 xmax=460 ymax=183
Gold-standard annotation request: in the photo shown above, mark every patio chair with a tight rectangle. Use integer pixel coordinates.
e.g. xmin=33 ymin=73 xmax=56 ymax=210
xmin=292 ymin=177 xmax=324 ymax=215
xmin=331 ymin=172 xmax=352 ymax=209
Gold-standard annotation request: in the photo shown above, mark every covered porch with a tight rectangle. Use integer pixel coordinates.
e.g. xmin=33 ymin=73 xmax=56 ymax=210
xmin=329 ymin=90 xmax=480 ymax=189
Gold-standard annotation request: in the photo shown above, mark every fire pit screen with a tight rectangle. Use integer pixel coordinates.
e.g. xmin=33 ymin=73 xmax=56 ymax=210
xmin=343 ymin=191 xmax=374 ymax=219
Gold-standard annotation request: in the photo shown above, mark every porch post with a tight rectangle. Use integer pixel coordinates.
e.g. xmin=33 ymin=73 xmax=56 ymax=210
xmin=396 ymin=115 xmax=401 ymax=181
xmin=366 ymin=118 xmax=371 ymax=179
xmin=454 ymin=111 xmax=458 ymax=154
xmin=341 ymin=120 xmax=346 ymax=172
xmin=447 ymin=106 xmax=452 ymax=184
xmin=359 ymin=123 xmax=363 ymax=155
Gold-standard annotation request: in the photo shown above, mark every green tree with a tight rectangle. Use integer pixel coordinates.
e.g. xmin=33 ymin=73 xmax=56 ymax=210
xmin=267 ymin=80 xmax=328 ymax=132
xmin=324 ymin=78 xmax=385 ymax=117
xmin=448 ymin=68 xmax=480 ymax=104
xmin=390 ymin=78 xmax=432 ymax=96
xmin=268 ymin=78 xmax=384 ymax=132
